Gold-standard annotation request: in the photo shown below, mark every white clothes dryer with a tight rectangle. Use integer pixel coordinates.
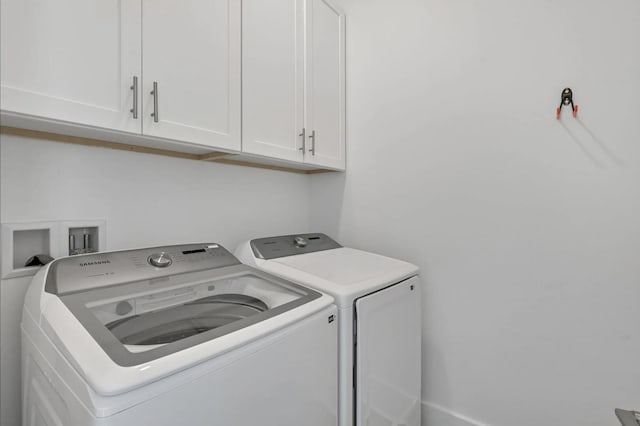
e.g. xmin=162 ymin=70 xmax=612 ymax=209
xmin=22 ymin=243 xmax=338 ymax=426
xmin=236 ymin=234 xmax=422 ymax=426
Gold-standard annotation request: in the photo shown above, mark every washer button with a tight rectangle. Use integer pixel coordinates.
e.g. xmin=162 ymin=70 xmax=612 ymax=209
xmin=148 ymin=252 xmax=172 ymax=268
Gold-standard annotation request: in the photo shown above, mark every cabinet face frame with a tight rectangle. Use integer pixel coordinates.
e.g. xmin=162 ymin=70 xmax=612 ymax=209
xmin=140 ymin=0 xmax=241 ymax=150
xmin=0 ymin=0 xmax=142 ymax=134
xmin=303 ymin=0 xmax=346 ymax=170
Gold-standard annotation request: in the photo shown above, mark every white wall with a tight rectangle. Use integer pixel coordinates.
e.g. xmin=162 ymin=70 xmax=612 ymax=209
xmin=3 ymin=2 xmax=640 ymax=426
xmin=311 ymin=1 xmax=640 ymax=425
xmin=0 ymin=133 xmax=311 ymax=426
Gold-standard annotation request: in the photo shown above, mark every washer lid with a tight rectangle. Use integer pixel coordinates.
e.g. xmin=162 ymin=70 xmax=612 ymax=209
xmin=261 ymin=247 xmax=419 ymax=307
xmin=57 ymin=264 xmax=323 ymax=367
xmin=41 ymin=244 xmax=327 ymax=371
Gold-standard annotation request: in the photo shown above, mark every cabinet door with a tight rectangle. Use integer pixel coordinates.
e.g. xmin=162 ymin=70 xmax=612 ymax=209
xmin=142 ymin=0 xmax=241 ymax=150
xmin=305 ymin=0 xmax=346 ymax=170
xmin=242 ymin=0 xmax=305 ymax=162
xmin=355 ymin=277 xmax=422 ymax=426
xmin=0 ymin=0 xmax=141 ymax=133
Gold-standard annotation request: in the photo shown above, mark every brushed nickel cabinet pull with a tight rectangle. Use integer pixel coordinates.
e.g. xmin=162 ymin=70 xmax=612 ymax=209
xmin=130 ymin=76 xmax=138 ymax=119
xmin=299 ymin=128 xmax=306 ymax=152
xmin=150 ymin=81 xmax=159 ymax=122
xmin=308 ymin=130 xmax=316 ymax=156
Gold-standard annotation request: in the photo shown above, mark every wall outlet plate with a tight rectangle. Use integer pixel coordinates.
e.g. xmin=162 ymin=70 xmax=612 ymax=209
xmin=58 ymin=220 xmax=106 ymax=257
xmin=1 ymin=219 xmax=107 ymax=280
xmin=1 ymin=222 xmax=59 ymax=279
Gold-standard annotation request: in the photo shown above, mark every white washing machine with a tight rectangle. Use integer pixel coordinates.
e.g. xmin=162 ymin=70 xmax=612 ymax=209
xmin=236 ymin=234 xmax=422 ymax=426
xmin=22 ymin=243 xmax=338 ymax=426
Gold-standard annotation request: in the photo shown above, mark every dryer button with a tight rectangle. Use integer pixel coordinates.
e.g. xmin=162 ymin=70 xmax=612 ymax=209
xmin=293 ymin=236 xmax=308 ymax=248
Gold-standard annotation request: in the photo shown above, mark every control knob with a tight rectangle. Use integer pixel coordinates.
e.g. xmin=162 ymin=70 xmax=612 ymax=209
xmin=293 ymin=236 xmax=308 ymax=248
xmin=148 ymin=252 xmax=172 ymax=268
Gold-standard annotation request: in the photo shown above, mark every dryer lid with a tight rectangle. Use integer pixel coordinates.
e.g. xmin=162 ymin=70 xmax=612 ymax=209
xmin=262 ymin=247 xmax=419 ymax=307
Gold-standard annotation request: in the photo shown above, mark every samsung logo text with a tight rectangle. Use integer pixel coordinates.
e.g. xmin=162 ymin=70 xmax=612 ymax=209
xmin=79 ymin=260 xmax=111 ymax=267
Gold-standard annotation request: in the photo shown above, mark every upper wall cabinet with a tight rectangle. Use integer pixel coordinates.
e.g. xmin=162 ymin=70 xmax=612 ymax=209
xmin=141 ymin=0 xmax=241 ymax=150
xmin=1 ymin=0 xmax=241 ymax=151
xmin=242 ymin=0 xmax=305 ymax=163
xmin=0 ymin=0 xmax=142 ymax=134
xmin=242 ymin=0 xmax=345 ymax=170
xmin=1 ymin=0 xmax=340 ymax=171
xmin=304 ymin=0 xmax=345 ymax=170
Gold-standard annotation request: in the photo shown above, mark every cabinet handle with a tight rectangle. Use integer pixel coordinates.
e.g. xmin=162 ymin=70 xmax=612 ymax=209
xmin=150 ymin=81 xmax=159 ymax=123
xmin=299 ymin=128 xmax=306 ymax=152
xmin=308 ymin=130 xmax=316 ymax=156
xmin=130 ymin=76 xmax=138 ymax=119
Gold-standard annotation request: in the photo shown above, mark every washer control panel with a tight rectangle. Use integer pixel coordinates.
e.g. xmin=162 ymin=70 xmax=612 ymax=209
xmin=250 ymin=233 xmax=342 ymax=260
xmin=45 ymin=243 xmax=241 ymax=295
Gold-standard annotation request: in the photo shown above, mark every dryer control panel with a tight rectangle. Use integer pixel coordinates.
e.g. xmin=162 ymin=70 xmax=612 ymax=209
xmin=45 ymin=243 xmax=240 ymax=295
xmin=250 ymin=233 xmax=342 ymax=260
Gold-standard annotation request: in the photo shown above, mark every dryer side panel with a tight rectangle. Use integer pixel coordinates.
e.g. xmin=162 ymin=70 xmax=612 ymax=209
xmin=355 ymin=276 xmax=421 ymax=426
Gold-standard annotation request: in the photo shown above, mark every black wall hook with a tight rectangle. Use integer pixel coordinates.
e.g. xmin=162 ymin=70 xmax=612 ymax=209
xmin=557 ymin=87 xmax=578 ymax=119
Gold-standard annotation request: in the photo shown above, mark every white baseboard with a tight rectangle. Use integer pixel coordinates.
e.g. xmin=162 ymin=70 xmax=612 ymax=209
xmin=422 ymin=401 xmax=490 ymax=426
